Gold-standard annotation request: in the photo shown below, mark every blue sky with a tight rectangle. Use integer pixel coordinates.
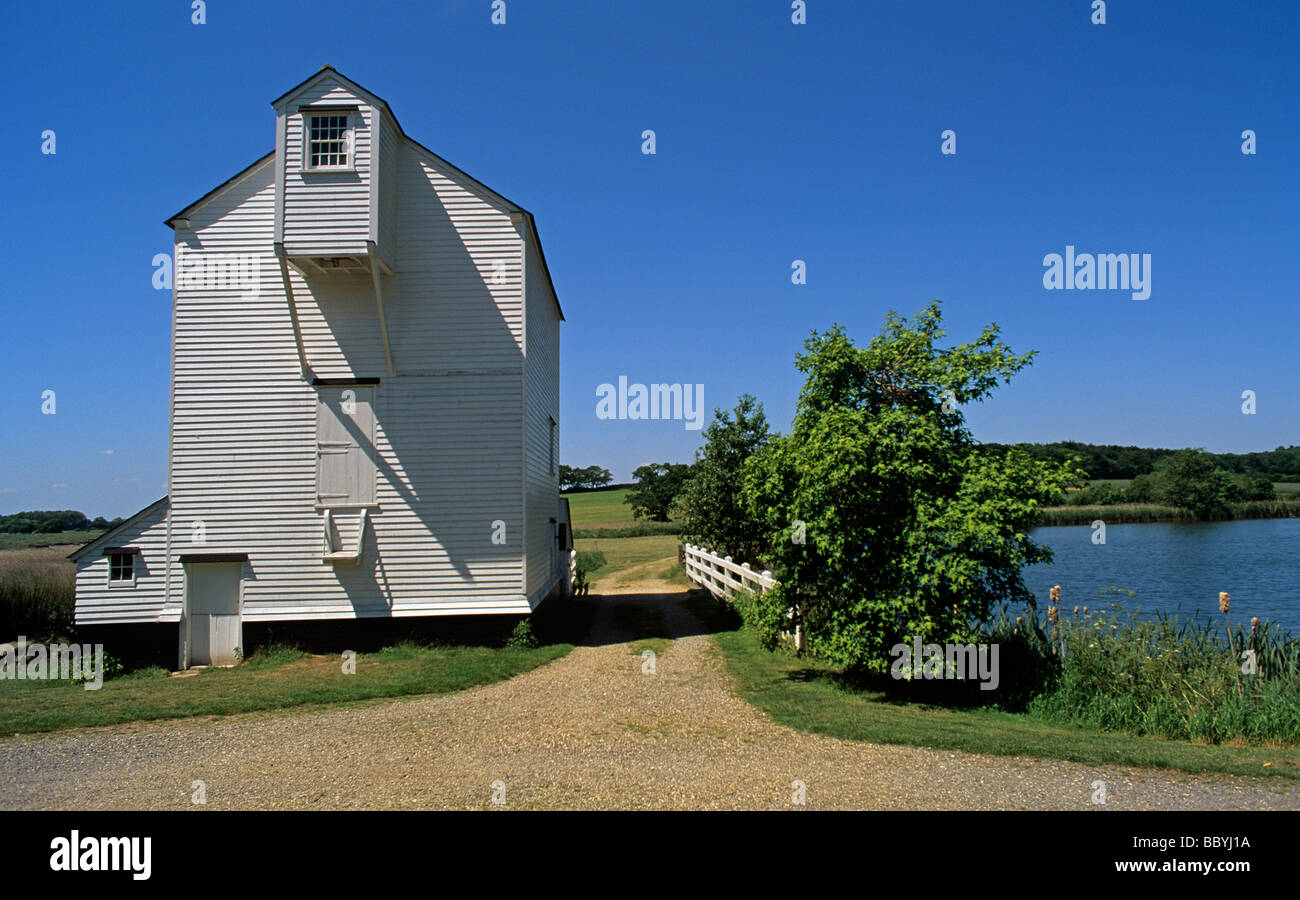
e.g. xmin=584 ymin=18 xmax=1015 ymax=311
xmin=1 ymin=0 xmax=1296 ymax=517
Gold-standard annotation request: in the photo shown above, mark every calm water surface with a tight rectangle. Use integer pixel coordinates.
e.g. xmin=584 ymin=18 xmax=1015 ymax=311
xmin=1023 ymin=518 xmax=1300 ymax=634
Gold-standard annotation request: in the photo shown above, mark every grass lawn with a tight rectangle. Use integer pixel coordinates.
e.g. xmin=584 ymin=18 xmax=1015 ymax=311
xmin=0 ymin=639 xmax=578 ymax=734
xmin=573 ymin=533 xmax=679 ymax=578
xmin=705 ymin=599 xmax=1300 ymax=779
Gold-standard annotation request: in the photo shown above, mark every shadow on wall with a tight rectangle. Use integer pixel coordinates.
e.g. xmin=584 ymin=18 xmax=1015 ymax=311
xmin=305 ymin=151 xmax=533 ymax=616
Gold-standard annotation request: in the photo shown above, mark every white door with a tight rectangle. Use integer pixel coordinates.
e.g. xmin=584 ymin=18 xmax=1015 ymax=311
xmin=187 ymin=562 xmax=243 ymax=666
xmin=316 ymin=386 xmax=376 ymax=507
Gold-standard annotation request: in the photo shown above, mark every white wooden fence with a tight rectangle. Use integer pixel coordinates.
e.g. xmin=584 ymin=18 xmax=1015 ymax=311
xmin=681 ymin=543 xmax=804 ymax=651
xmin=681 ymin=543 xmax=777 ymax=598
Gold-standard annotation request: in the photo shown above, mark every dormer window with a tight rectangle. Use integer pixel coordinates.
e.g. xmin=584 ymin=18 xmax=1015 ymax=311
xmin=306 ymin=113 xmax=352 ymax=170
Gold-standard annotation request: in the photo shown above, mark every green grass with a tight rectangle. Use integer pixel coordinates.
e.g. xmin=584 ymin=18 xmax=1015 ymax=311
xmin=572 ymin=534 xmax=679 ymax=580
xmin=565 ymin=487 xmax=679 ymax=533
xmin=0 ymin=639 xmax=575 ymax=734
xmin=573 ymin=522 xmax=682 ymax=539
xmin=0 ymin=531 xmax=102 ymax=551
xmin=565 ymin=487 xmax=639 ymax=528
xmin=712 ymin=616 xmax=1300 ymax=779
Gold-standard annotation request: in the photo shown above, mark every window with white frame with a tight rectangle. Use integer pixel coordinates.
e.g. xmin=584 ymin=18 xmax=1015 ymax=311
xmin=108 ymin=552 xmax=135 ymax=583
xmin=307 ymin=113 xmax=351 ymax=169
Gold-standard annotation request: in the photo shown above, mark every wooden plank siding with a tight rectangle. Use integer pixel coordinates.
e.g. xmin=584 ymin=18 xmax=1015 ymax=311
xmin=74 ymin=68 xmax=560 ymax=632
xmin=279 ymin=75 xmax=375 ymax=257
xmin=523 ymin=229 xmax=562 ymax=605
xmin=71 ymin=499 xmax=170 ymax=623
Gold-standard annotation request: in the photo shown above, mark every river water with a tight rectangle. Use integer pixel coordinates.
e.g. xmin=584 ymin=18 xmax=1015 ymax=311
xmin=1023 ymin=518 xmax=1300 ymax=635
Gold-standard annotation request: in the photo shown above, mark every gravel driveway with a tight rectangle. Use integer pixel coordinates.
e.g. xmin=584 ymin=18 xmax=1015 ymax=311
xmin=3 ymin=571 xmax=1298 ymax=810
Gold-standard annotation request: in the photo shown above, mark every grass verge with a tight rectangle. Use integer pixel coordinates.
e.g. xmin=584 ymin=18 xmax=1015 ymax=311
xmin=710 ymin=602 xmax=1300 ymax=779
xmin=0 ymin=639 xmax=576 ymax=735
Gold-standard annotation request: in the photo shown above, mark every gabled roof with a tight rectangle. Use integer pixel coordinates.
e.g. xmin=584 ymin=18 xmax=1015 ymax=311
xmin=269 ymin=63 xmax=390 ymax=113
xmin=163 ymin=151 xmax=275 ymax=229
xmin=163 ymin=65 xmax=564 ymax=319
xmin=67 ymin=497 xmax=169 ymax=563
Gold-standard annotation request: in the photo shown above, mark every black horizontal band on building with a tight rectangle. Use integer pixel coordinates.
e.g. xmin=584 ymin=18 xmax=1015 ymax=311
xmin=311 ymin=377 xmax=381 ymax=386
xmin=103 ymin=546 xmax=140 ymax=556
xmin=179 ymin=553 xmax=250 ymax=564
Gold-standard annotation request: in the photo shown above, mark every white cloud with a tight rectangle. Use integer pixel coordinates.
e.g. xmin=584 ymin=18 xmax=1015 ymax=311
xmin=50 ymin=483 xmax=70 ymax=489
xmin=99 ymin=449 xmax=115 ymax=456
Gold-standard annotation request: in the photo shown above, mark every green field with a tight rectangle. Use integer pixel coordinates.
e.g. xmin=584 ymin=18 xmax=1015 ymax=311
xmin=0 ymin=531 xmax=101 ymax=551
xmin=565 ymin=488 xmax=640 ymax=528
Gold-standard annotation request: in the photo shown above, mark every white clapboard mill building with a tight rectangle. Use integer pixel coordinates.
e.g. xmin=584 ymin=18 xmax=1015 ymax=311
xmin=71 ymin=67 xmax=569 ymax=668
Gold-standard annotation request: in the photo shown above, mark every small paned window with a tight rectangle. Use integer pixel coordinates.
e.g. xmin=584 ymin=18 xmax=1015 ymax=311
xmin=308 ymin=115 xmax=349 ymax=168
xmin=108 ymin=552 xmax=135 ymax=582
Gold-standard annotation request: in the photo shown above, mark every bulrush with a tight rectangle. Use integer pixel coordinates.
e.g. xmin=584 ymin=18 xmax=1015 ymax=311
xmin=1221 ymin=591 xmax=1243 ymax=699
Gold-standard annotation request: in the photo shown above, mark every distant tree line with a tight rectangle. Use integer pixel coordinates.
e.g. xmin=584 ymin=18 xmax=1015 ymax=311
xmin=1062 ymin=449 xmax=1279 ymax=515
xmin=982 ymin=441 xmax=1300 ymax=481
xmin=0 ymin=510 xmax=122 ymax=534
xmin=558 ymin=464 xmax=614 ymax=491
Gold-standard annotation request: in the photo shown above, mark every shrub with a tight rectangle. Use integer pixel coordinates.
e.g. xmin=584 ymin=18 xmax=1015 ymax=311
xmin=506 ymin=619 xmax=539 ymax=649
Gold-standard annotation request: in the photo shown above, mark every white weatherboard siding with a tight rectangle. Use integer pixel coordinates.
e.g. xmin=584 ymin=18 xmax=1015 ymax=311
xmin=72 ymin=499 xmax=169 ymax=623
xmin=389 ymin=147 xmax=525 ymax=367
xmin=279 ymin=75 xmax=375 ymax=257
xmin=73 ymin=68 xmax=561 ymax=636
xmin=162 ymin=125 xmax=531 ymax=622
xmin=524 ymin=232 xmax=562 ymax=604
xmin=376 ymin=112 xmax=400 ymax=265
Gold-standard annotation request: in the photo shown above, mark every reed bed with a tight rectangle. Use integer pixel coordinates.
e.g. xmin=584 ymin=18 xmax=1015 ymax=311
xmin=0 ymin=547 xmax=76 ymax=641
xmin=983 ymin=586 xmax=1300 ymax=744
xmin=1036 ymin=499 xmax=1300 ymax=526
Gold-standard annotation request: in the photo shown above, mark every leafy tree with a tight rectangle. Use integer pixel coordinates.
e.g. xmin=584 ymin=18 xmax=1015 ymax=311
xmin=1125 ymin=473 xmax=1159 ymax=503
xmin=678 ymin=394 xmax=772 ymax=562
xmin=1151 ymin=449 xmax=1231 ymax=517
xmin=624 ymin=463 xmax=691 ymax=521
xmin=741 ymin=302 xmax=1080 ymax=674
xmin=559 ymin=464 xmax=613 ymax=491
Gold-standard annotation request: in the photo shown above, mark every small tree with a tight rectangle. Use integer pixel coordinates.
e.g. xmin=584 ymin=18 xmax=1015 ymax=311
xmin=624 ymin=463 xmax=691 ymax=521
xmin=679 ymin=394 xmax=772 ymax=562
xmin=1153 ymin=449 xmax=1230 ymax=517
xmin=741 ymin=302 xmax=1080 ymax=674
